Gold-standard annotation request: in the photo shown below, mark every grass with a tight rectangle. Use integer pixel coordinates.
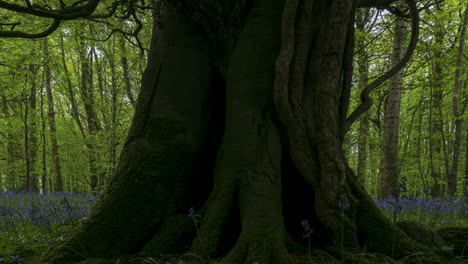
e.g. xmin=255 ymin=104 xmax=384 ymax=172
xmin=0 ymin=190 xmax=466 ymax=264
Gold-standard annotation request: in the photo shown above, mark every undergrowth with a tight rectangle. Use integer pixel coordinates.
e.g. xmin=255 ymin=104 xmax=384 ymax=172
xmin=0 ymin=190 xmax=466 ymax=264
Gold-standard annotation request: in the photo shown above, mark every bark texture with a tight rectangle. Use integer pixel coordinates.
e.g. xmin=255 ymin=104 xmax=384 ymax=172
xmin=44 ymin=37 xmax=63 ymax=192
xmin=41 ymin=2 xmax=213 ymax=262
xmin=355 ymin=9 xmax=370 ymax=185
xmin=379 ymin=1 xmax=406 ymax=199
xmin=40 ymin=0 xmax=427 ymax=263
xmin=428 ymin=2 xmax=447 ymax=198
xmin=25 ymin=54 xmax=39 ymax=191
xmin=447 ymin=3 xmax=468 ymax=197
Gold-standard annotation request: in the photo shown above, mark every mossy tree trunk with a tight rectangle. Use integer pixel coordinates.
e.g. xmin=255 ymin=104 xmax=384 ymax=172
xmin=41 ymin=0 xmax=427 ymax=263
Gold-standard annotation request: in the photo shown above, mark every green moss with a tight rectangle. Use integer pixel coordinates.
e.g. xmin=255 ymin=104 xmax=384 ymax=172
xmin=141 ymin=215 xmax=195 ymax=256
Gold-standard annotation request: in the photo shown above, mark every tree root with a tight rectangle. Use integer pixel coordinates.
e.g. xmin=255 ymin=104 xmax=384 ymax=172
xmin=219 ymin=233 xmax=292 ymax=264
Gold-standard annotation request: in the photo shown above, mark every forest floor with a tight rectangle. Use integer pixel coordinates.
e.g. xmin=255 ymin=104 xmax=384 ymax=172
xmin=0 ymin=191 xmax=467 ymax=264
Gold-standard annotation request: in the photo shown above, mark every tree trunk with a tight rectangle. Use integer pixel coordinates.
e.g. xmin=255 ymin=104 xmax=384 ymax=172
xmin=78 ymin=30 xmax=102 ymax=192
xmin=464 ymin=130 xmax=468 ymax=197
xmin=427 ymin=2 xmax=447 ymax=198
xmin=120 ymin=37 xmax=136 ymax=108
xmin=355 ymin=9 xmax=370 ymax=185
xmin=40 ymin=84 xmax=47 ymax=193
xmin=109 ymin=39 xmax=118 ymax=183
xmin=378 ymin=1 xmax=406 ymax=199
xmin=60 ymin=35 xmax=85 ymax=137
xmin=44 ymin=37 xmax=63 ymax=192
xmin=447 ymin=3 xmax=468 ymax=197
xmin=41 ymin=1 xmax=426 ymax=263
xmin=24 ymin=58 xmax=39 ymax=191
xmin=1 ymin=94 xmax=22 ymax=189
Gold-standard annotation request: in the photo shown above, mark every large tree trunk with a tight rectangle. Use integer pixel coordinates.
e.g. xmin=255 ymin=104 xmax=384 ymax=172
xmin=378 ymin=1 xmax=407 ymax=199
xmin=41 ymin=0 xmax=426 ymax=263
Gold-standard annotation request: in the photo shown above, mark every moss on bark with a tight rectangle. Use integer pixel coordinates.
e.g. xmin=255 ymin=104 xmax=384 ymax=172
xmin=41 ymin=1 xmax=433 ymax=264
xmin=40 ymin=3 xmax=213 ymax=263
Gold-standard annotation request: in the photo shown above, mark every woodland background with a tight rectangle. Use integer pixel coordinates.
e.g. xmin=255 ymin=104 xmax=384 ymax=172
xmin=1 ymin=0 xmax=467 ymax=199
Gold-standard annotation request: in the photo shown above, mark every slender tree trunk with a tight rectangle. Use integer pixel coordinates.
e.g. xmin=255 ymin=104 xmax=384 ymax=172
xmin=40 ymin=85 xmax=47 ymax=193
xmin=79 ymin=32 xmax=102 ymax=192
xmin=2 ymin=95 xmax=21 ymax=189
xmin=44 ymin=38 xmax=63 ymax=192
xmin=109 ymin=39 xmax=118 ymax=181
xmin=24 ymin=61 xmax=39 ymax=191
xmin=60 ymin=35 xmax=85 ymax=136
xmin=428 ymin=4 xmax=446 ymax=198
xmin=447 ymin=3 xmax=468 ymax=197
xmin=464 ymin=130 xmax=468 ymax=197
xmin=120 ymin=37 xmax=136 ymax=108
xmin=379 ymin=1 xmax=407 ymax=199
xmin=355 ymin=9 xmax=370 ymax=185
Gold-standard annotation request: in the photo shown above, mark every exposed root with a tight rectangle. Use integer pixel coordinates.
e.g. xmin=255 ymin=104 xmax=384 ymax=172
xmin=218 ymin=233 xmax=293 ymax=264
xmin=141 ymin=215 xmax=195 ymax=256
xmin=347 ymin=166 xmax=428 ymax=258
xmin=191 ymin=179 xmax=237 ymax=257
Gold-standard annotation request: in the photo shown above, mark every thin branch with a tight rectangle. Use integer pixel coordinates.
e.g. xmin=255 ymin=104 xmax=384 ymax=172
xmin=0 ymin=19 xmax=60 ymax=38
xmin=24 ymin=0 xmax=32 ymax=8
xmin=358 ymin=0 xmax=398 ymax=8
xmin=0 ymin=0 xmax=101 ymax=20
xmin=0 ymin=22 xmax=20 ymax=31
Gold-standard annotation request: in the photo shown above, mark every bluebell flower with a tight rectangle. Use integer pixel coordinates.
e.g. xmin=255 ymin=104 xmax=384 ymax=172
xmin=300 ymin=220 xmax=313 ymax=238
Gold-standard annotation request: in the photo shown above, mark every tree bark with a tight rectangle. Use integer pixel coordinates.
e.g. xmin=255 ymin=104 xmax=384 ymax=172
xmin=447 ymin=3 xmax=468 ymax=197
xmin=464 ymin=130 xmax=468 ymax=197
xmin=41 ymin=0 xmax=426 ymax=263
xmin=44 ymin=37 xmax=64 ymax=192
xmin=427 ymin=2 xmax=447 ymax=198
xmin=60 ymin=35 xmax=85 ymax=137
xmin=78 ymin=28 xmax=102 ymax=192
xmin=355 ymin=9 xmax=370 ymax=186
xmin=1 ymin=94 xmax=22 ymax=189
xmin=378 ymin=1 xmax=407 ymax=199
xmin=24 ymin=54 xmax=39 ymax=191
xmin=120 ymin=37 xmax=136 ymax=108
xmin=40 ymin=84 xmax=47 ymax=193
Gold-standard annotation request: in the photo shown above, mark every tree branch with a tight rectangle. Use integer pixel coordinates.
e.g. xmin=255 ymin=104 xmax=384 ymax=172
xmin=0 ymin=19 xmax=60 ymax=38
xmin=0 ymin=0 xmax=101 ymax=20
xmin=357 ymin=0 xmax=398 ymax=8
xmin=343 ymin=0 xmax=419 ymax=134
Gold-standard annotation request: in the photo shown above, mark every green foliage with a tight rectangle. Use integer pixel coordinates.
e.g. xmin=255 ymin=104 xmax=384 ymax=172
xmin=0 ymin=12 xmax=152 ymax=192
xmin=346 ymin=1 xmax=468 ymax=199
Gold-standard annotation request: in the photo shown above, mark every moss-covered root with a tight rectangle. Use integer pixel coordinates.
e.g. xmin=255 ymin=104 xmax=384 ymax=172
xmin=140 ymin=215 xmax=195 ymax=256
xmin=347 ymin=168 xmax=427 ymax=258
xmin=218 ymin=233 xmax=293 ymax=264
xmin=191 ymin=181 xmax=237 ymax=257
